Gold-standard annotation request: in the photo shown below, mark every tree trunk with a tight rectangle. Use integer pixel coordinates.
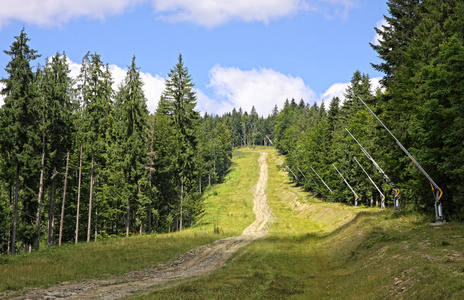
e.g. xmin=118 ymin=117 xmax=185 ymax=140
xmin=11 ymin=166 xmax=20 ymax=255
xmin=7 ymin=184 xmax=12 ymax=254
xmin=148 ymin=167 xmax=152 ymax=234
xmin=35 ymin=137 xmax=46 ymax=251
xmin=126 ymin=193 xmax=130 ymax=238
xmin=139 ymin=183 xmax=142 ymax=235
xmin=75 ymin=142 xmax=83 ymax=244
xmin=59 ymin=152 xmax=70 ymax=246
xmin=48 ymin=176 xmax=57 ymax=246
xmin=95 ymin=209 xmax=98 ymax=242
xmin=179 ymin=178 xmax=184 ymax=231
xmin=213 ymin=150 xmax=216 ymax=180
xmin=87 ymin=150 xmax=94 ymax=242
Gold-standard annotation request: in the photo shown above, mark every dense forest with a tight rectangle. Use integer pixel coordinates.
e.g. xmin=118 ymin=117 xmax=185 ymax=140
xmin=273 ymin=0 xmax=464 ymax=223
xmin=1 ymin=0 xmax=464 ymax=255
xmin=0 ymin=34 xmax=234 ymax=254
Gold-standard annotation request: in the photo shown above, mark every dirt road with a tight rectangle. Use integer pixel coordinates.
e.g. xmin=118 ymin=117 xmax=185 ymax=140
xmin=13 ymin=152 xmax=274 ymax=300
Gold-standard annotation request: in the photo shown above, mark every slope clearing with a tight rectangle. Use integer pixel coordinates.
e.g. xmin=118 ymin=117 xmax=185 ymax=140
xmin=1 ymin=147 xmax=463 ymax=299
xmin=148 ymin=147 xmax=464 ymax=299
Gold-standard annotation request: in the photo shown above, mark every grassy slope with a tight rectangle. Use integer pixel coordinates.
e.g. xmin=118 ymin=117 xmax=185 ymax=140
xmin=148 ymin=148 xmax=464 ymax=299
xmin=0 ymin=149 xmax=259 ymax=293
xmin=1 ymin=148 xmax=463 ymax=299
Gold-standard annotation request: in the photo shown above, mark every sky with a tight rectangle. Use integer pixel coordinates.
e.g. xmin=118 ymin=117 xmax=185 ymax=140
xmin=0 ymin=0 xmax=389 ymax=116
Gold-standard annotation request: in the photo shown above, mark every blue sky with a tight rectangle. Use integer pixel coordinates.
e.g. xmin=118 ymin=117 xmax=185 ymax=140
xmin=0 ymin=0 xmax=388 ymax=116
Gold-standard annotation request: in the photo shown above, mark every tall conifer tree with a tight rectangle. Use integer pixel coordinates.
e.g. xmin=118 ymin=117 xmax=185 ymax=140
xmin=0 ymin=29 xmax=40 ymax=254
xmin=160 ymin=54 xmax=199 ymax=230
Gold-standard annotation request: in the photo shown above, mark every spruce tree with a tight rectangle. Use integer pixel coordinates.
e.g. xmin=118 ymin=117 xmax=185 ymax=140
xmin=78 ymin=52 xmax=113 ymax=242
xmin=114 ymin=56 xmax=149 ymax=236
xmin=0 ymin=29 xmax=40 ymax=254
xmin=160 ymin=54 xmax=199 ymax=230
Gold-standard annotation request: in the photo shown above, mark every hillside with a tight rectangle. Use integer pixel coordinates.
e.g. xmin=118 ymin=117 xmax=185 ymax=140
xmin=149 ymin=147 xmax=464 ymax=299
xmin=2 ymin=147 xmax=463 ymax=299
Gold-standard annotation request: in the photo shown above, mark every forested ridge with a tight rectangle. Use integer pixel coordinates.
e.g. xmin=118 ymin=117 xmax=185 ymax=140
xmin=1 ymin=0 xmax=464 ymax=255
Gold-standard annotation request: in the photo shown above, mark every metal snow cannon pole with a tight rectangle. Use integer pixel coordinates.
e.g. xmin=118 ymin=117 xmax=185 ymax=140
xmin=354 ymin=157 xmax=386 ymax=209
xmin=344 ymin=127 xmax=400 ymax=210
xmin=332 ymin=163 xmax=359 ymax=206
xmin=265 ymin=135 xmax=274 ymax=146
xmin=310 ymin=167 xmax=334 ymax=202
xmin=297 ymin=166 xmax=319 ymax=188
xmin=355 ymin=94 xmax=443 ymax=223
xmin=286 ymin=165 xmax=299 ymax=182
xmin=297 ymin=166 xmax=317 ymax=195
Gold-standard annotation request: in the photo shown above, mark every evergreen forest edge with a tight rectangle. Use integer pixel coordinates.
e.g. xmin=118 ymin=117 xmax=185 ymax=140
xmin=1 ymin=0 xmax=464 ymax=255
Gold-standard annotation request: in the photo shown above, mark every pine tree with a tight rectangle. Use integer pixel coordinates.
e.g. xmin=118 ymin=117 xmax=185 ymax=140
xmin=371 ymin=0 xmax=421 ymax=86
xmin=159 ymin=54 xmax=199 ymax=231
xmin=0 ymin=29 xmax=40 ymax=254
xmin=113 ymin=56 xmax=149 ymax=236
xmin=78 ymin=52 xmax=113 ymax=242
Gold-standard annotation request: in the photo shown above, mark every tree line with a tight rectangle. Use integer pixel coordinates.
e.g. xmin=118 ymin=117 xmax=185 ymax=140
xmin=0 ymin=30 xmax=233 ymax=254
xmin=273 ymin=0 xmax=464 ymax=222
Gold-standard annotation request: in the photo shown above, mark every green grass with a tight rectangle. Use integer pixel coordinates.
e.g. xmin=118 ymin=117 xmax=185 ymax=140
xmin=2 ymin=147 xmax=464 ymax=299
xmin=193 ymin=148 xmax=260 ymax=236
xmin=146 ymin=148 xmax=464 ymax=300
xmin=0 ymin=230 xmax=220 ymax=292
xmin=0 ymin=148 xmax=259 ymax=293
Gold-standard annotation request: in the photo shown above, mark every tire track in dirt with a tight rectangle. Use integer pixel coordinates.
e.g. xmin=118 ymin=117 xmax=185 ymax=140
xmin=12 ymin=152 xmax=274 ymax=300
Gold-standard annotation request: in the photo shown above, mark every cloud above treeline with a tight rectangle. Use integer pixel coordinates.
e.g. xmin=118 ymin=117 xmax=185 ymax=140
xmin=196 ymin=65 xmax=316 ymax=116
xmin=0 ymin=57 xmax=165 ymax=112
xmin=0 ymin=59 xmax=383 ymax=116
xmin=0 ymin=0 xmax=357 ymax=29
xmin=319 ymin=76 xmax=383 ymax=105
xmin=0 ymin=59 xmax=316 ymax=116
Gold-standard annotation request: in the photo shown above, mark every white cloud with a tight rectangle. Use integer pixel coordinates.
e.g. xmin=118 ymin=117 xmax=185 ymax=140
xmin=0 ymin=0 xmax=145 ymax=29
xmin=320 ymin=76 xmax=383 ymax=105
xmin=0 ymin=0 xmax=357 ymax=29
xmin=372 ymin=19 xmax=388 ymax=46
xmin=0 ymin=83 xmax=5 ymax=106
xmin=152 ymin=0 xmax=310 ymax=28
xmin=140 ymin=72 xmax=165 ymax=113
xmin=67 ymin=58 xmax=82 ymax=79
xmin=197 ymin=65 xmax=316 ymax=116
xmin=369 ymin=77 xmax=384 ymax=94
xmin=152 ymin=0 xmax=358 ymax=27
xmin=1 ymin=57 xmax=165 ymax=112
xmin=321 ymin=82 xmax=349 ymax=103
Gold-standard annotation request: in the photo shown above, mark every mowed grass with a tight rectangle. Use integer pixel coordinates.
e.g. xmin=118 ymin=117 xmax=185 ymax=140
xmin=146 ymin=148 xmax=464 ymax=299
xmin=195 ymin=148 xmax=260 ymax=236
xmin=0 ymin=148 xmax=259 ymax=293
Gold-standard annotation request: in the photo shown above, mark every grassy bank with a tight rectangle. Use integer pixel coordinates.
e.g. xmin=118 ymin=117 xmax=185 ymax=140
xmin=147 ymin=148 xmax=464 ymax=299
xmin=0 ymin=148 xmax=260 ymax=293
